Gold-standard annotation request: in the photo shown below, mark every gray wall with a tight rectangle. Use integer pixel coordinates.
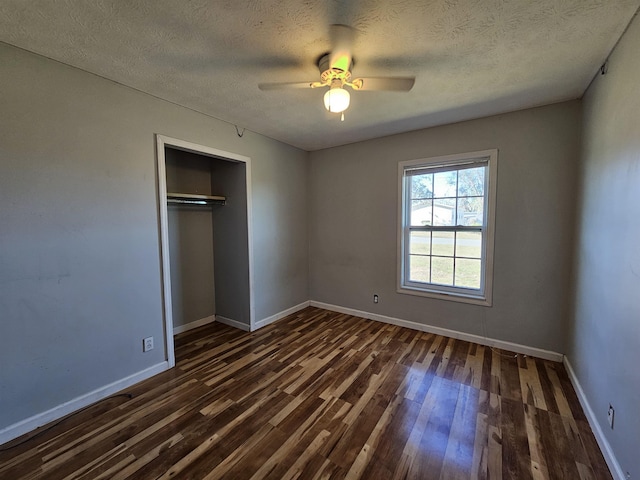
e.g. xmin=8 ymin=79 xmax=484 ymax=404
xmin=309 ymin=102 xmax=581 ymax=353
xmin=210 ymin=158 xmax=251 ymax=326
xmin=166 ymin=149 xmax=217 ymax=328
xmin=568 ymin=12 xmax=640 ymax=479
xmin=0 ymin=43 xmax=308 ymax=431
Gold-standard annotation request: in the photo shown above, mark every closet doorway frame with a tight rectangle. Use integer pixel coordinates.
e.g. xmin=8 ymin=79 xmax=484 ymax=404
xmin=155 ymin=134 xmax=255 ymax=368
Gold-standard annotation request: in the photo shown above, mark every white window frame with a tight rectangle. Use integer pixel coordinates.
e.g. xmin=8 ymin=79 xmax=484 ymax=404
xmin=397 ymin=149 xmax=498 ymax=306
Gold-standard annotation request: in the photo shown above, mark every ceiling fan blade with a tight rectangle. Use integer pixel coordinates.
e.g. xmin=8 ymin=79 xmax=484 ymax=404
xmin=351 ymin=77 xmax=415 ymax=91
xmin=329 ymin=24 xmax=355 ymax=71
xmin=258 ymin=81 xmax=323 ymax=91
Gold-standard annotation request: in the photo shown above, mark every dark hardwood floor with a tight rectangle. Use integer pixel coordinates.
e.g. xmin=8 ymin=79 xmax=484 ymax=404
xmin=0 ymin=307 xmax=612 ymax=479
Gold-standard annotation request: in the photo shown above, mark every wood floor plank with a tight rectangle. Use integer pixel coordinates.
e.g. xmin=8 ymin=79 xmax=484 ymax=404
xmin=546 ymin=409 xmax=582 ymax=480
xmin=470 ymin=410 xmax=489 ymax=480
xmin=522 ymin=403 xmax=551 ymax=480
xmin=0 ymin=307 xmax=612 ymax=479
xmin=360 ymin=396 xmax=423 ymax=478
xmin=500 ymin=397 xmax=533 ymax=480
xmin=519 ymin=356 xmax=548 ymax=411
xmin=534 ymin=357 xmax=560 ymax=415
xmin=576 ymin=419 xmax=615 ymax=480
xmin=414 ymin=377 xmax=460 ymax=478
xmin=544 ymin=361 xmax=574 ymax=419
xmin=439 ymin=383 xmax=479 ymax=480
xmin=488 ymin=424 xmax=504 ymax=480
xmin=500 ymin=353 xmax=523 ymax=403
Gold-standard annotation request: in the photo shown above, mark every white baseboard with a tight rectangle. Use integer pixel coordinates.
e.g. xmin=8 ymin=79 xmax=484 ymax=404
xmin=563 ymin=357 xmax=625 ymax=480
xmin=216 ymin=315 xmax=251 ymax=332
xmin=173 ymin=315 xmax=215 ymax=335
xmin=309 ymin=301 xmax=564 ymax=362
xmin=0 ymin=361 xmax=169 ymax=446
xmin=253 ymin=301 xmax=310 ymax=330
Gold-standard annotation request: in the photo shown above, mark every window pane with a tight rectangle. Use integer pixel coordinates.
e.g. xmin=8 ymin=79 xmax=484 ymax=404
xmin=433 ymin=170 xmax=457 ymax=198
xmin=455 ymin=231 xmax=482 ymax=258
xmin=400 ymin=152 xmax=495 ymax=302
xmin=457 ymin=167 xmax=485 ymax=197
xmin=431 ymin=256 xmax=454 ymax=285
xmin=411 ymin=174 xmax=433 ymax=199
xmin=456 ymin=196 xmax=484 ymax=226
xmin=454 ymin=258 xmax=481 ymax=289
xmin=431 ymin=231 xmax=454 ymax=256
xmin=409 ymin=255 xmax=430 ymax=283
xmin=433 ymin=198 xmax=456 ymax=226
xmin=411 ymin=200 xmax=433 ymax=226
xmin=410 ymin=231 xmax=431 ymax=255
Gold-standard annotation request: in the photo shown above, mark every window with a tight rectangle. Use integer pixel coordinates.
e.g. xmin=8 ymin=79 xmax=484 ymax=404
xmin=398 ymin=150 xmax=497 ymax=305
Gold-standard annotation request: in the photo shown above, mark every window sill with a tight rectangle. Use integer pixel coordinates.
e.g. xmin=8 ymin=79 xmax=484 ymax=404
xmin=397 ymin=285 xmax=492 ymax=306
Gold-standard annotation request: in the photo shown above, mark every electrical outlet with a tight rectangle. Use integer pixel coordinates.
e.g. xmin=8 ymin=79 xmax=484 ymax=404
xmin=373 ymin=294 xmax=379 ymax=304
xmin=607 ymin=404 xmax=614 ymax=429
xmin=143 ymin=336 xmax=154 ymax=352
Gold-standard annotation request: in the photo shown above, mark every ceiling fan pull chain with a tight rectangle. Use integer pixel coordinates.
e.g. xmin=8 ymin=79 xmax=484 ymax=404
xmin=341 ymin=112 xmax=345 ymax=122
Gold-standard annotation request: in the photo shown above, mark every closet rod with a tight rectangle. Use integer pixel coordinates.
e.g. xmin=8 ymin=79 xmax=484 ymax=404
xmin=167 ymin=192 xmax=226 ymax=206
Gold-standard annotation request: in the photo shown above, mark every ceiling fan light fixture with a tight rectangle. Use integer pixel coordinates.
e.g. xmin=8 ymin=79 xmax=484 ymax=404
xmin=323 ymin=87 xmax=350 ymax=113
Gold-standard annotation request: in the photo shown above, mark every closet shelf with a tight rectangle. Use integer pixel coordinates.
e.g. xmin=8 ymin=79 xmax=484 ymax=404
xmin=167 ymin=192 xmax=226 ymax=206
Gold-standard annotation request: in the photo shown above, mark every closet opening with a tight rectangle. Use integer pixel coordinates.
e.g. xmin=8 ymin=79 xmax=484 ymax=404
xmin=156 ymin=135 xmax=254 ymax=368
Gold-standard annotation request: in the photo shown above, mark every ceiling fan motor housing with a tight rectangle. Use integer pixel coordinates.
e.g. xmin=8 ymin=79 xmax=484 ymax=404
xmin=319 ymin=53 xmax=352 ymax=85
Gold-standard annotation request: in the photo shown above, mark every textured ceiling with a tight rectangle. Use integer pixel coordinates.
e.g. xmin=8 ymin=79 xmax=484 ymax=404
xmin=1 ymin=1 xmax=638 ymax=151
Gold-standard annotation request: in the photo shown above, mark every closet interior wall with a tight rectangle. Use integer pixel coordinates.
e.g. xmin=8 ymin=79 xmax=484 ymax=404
xmin=165 ymin=147 xmax=250 ymax=333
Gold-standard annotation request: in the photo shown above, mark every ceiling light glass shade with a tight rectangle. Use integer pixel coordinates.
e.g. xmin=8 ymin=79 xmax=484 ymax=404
xmin=324 ymin=87 xmax=350 ymax=113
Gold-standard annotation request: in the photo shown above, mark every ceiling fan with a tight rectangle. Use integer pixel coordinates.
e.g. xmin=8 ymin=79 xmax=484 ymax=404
xmin=258 ymin=25 xmax=415 ymax=120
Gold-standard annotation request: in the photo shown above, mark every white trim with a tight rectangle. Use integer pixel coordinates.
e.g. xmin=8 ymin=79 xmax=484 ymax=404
xmin=216 ymin=315 xmax=251 ymax=332
xmin=155 ymin=134 xmax=255 ymax=366
xmin=173 ymin=315 xmax=216 ymax=335
xmin=155 ymin=136 xmax=176 ymax=368
xmin=253 ymin=301 xmax=311 ymax=330
xmin=309 ymin=301 xmax=563 ymax=362
xmin=0 ymin=362 xmax=169 ymax=446
xmin=244 ymin=154 xmax=256 ymax=331
xmin=563 ymin=357 xmax=625 ymax=480
xmin=397 ymin=149 xmax=498 ymax=307
xmin=173 ymin=300 xmax=309 ymax=335
xmin=396 ymin=286 xmax=491 ymax=306
xmin=156 ymin=135 xmax=252 ymax=163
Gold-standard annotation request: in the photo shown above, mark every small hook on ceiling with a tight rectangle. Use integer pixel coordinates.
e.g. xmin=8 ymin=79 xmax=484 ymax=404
xmin=600 ymin=61 xmax=609 ymax=75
